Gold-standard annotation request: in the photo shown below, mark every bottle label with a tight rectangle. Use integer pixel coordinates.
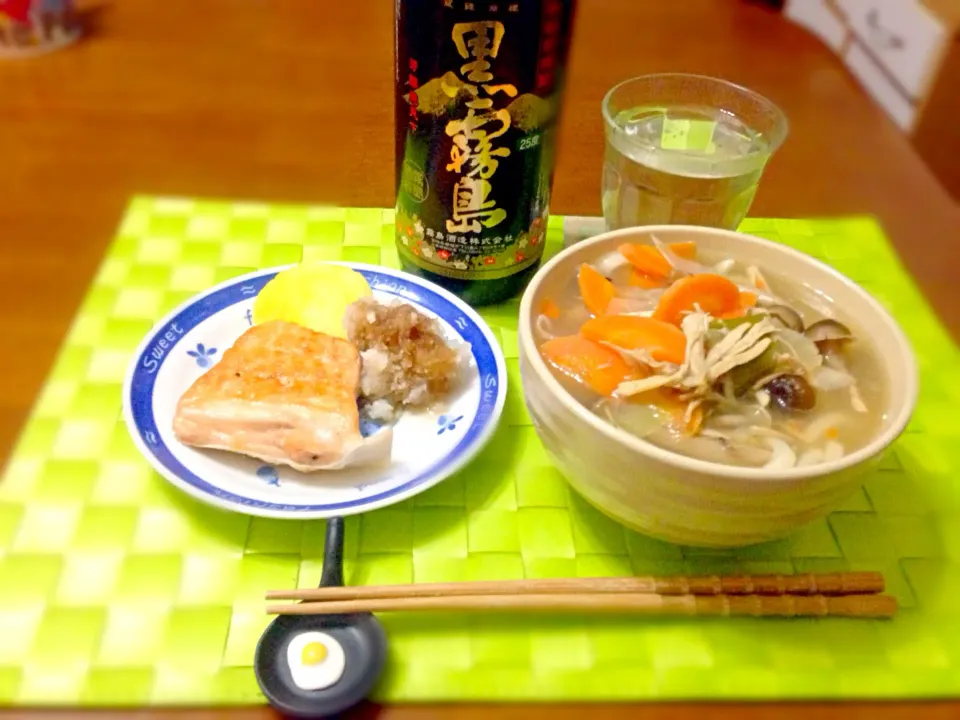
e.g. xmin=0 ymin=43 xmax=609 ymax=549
xmin=395 ymin=0 xmax=572 ymax=282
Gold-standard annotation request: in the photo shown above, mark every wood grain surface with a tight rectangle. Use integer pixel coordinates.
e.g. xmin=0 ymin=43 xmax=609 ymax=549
xmin=0 ymin=0 xmax=958 ymax=718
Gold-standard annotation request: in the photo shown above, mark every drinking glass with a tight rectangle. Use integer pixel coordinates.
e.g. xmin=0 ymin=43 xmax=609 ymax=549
xmin=602 ymin=73 xmax=788 ymax=231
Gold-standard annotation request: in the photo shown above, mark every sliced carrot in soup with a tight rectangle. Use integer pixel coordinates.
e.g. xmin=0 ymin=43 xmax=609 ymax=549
xmin=667 ymin=241 xmax=697 ymax=259
xmin=653 ymin=273 xmax=741 ymax=326
xmin=628 ymin=269 xmax=666 ymax=289
xmin=580 ymin=315 xmax=686 ymax=365
xmin=539 ymin=297 xmax=561 ymax=319
xmin=716 ymin=290 xmax=759 ymax=320
xmin=618 ymin=244 xmax=671 ymax=278
xmin=618 ymin=241 xmax=698 ymax=279
xmin=577 ymin=263 xmax=615 ymax=316
xmin=717 ymin=308 xmax=746 ymax=320
xmin=540 ymin=335 xmax=639 ymax=396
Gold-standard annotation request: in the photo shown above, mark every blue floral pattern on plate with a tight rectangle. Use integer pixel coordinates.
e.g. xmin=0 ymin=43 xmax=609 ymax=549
xmin=437 ymin=415 xmax=464 ymax=435
xmin=256 ymin=465 xmax=280 ymax=487
xmin=186 ymin=342 xmax=218 ymax=368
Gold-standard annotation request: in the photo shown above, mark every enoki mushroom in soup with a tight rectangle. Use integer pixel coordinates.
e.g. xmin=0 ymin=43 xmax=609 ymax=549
xmin=535 ymin=237 xmax=886 ymax=470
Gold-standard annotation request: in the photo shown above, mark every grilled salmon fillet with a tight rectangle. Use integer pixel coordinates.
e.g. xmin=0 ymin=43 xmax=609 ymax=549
xmin=173 ymin=320 xmax=391 ymax=472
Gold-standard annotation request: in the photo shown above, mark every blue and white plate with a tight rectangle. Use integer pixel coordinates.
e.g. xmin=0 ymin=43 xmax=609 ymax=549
xmin=122 ymin=263 xmax=507 ymax=519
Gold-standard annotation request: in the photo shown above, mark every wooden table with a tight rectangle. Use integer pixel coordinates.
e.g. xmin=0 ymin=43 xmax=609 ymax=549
xmin=0 ymin=0 xmax=957 ymax=718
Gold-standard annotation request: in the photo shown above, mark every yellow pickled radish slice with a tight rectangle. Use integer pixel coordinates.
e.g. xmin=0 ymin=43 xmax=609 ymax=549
xmin=252 ymin=262 xmax=372 ymax=338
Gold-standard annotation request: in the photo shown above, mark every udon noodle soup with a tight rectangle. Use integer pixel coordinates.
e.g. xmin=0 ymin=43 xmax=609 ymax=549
xmin=534 ymin=236 xmax=886 ymax=470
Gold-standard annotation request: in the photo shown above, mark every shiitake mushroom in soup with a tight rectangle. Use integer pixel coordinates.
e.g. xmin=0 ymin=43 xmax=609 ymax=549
xmin=534 ymin=238 xmax=887 ymax=471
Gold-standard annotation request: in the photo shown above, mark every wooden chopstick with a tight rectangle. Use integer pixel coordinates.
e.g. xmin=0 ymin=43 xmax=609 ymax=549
xmin=266 ymin=592 xmax=897 ymax=619
xmin=265 ymin=572 xmax=884 ymax=602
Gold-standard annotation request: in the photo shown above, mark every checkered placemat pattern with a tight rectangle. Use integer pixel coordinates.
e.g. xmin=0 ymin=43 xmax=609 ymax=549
xmin=1 ymin=197 xmax=959 ymax=706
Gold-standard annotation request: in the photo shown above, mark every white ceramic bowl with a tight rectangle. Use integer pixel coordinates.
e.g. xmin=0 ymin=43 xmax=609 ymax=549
xmin=518 ymin=225 xmax=919 ymax=547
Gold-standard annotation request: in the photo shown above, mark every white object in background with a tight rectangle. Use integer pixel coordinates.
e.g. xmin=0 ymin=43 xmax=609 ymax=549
xmin=836 ymin=0 xmax=947 ymax=99
xmin=783 ymin=0 xmax=950 ymax=133
xmin=845 ymin=41 xmax=917 ymax=130
xmin=785 ymin=0 xmax=847 ymax=51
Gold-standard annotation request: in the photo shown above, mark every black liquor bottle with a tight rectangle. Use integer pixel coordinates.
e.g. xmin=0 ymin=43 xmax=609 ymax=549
xmin=394 ymin=0 xmax=577 ymax=306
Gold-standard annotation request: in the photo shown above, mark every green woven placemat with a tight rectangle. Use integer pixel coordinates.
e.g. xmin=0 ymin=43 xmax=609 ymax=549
xmin=1 ymin=196 xmax=959 ymax=706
